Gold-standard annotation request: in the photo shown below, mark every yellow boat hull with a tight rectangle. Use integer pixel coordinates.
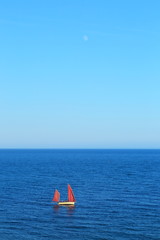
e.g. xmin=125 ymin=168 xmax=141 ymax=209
xmin=58 ymin=201 xmax=75 ymax=205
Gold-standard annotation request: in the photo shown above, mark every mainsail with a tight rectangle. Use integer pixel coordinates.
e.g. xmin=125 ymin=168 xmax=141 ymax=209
xmin=52 ymin=189 xmax=60 ymax=202
xmin=68 ymin=184 xmax=76 ymax=202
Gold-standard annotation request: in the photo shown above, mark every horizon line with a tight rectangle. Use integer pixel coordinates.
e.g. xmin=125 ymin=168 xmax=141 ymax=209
xmin=0 ymin=148 xmax=160 ymax=150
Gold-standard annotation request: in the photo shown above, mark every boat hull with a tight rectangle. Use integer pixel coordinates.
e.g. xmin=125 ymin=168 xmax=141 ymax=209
xmin=58 ymin=201 xmax=75 ymax=205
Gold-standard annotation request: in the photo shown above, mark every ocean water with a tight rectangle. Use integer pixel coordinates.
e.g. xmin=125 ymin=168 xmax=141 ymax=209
xmin=0 ymin=149 xmax=160 ymax=240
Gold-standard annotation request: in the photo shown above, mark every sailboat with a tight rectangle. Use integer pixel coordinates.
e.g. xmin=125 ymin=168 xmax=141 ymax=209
xmin=52 ymin=184 xmax=76 ymax=205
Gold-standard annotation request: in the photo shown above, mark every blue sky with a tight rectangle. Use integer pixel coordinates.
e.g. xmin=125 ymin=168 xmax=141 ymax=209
xmin=0 ymin=0 xmax=160 ymax=148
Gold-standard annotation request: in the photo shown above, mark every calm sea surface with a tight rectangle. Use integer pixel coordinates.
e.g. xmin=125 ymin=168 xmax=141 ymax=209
xmin=0 ymin=149 xmax=160 ymax=240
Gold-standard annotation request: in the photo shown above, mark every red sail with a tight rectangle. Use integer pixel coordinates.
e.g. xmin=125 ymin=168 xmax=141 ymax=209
xmin=52 ymin=189 xmax=60 ymax=202
xmin=68 ymin=184 xmax=76 ymax=202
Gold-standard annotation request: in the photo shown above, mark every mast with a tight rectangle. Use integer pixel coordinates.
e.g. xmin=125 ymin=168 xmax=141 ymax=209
xmin=68 ymin=184 xmax=76 ymax=202
xmin=52 ymin=189 xmax=60 ymax=202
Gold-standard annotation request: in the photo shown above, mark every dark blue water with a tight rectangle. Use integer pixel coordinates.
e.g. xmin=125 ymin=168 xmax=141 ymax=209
xmin=0 ymin=149 xmax=160 ymax=240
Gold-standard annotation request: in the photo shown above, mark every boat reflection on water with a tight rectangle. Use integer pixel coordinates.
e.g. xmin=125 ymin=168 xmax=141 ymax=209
xmin=53 ymin=204 xmax=75 ymax=216
xmin=67 ymin=205 xmax=75 ymax=216
xmin=53 ymin=204 xmax=60 ymax=212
